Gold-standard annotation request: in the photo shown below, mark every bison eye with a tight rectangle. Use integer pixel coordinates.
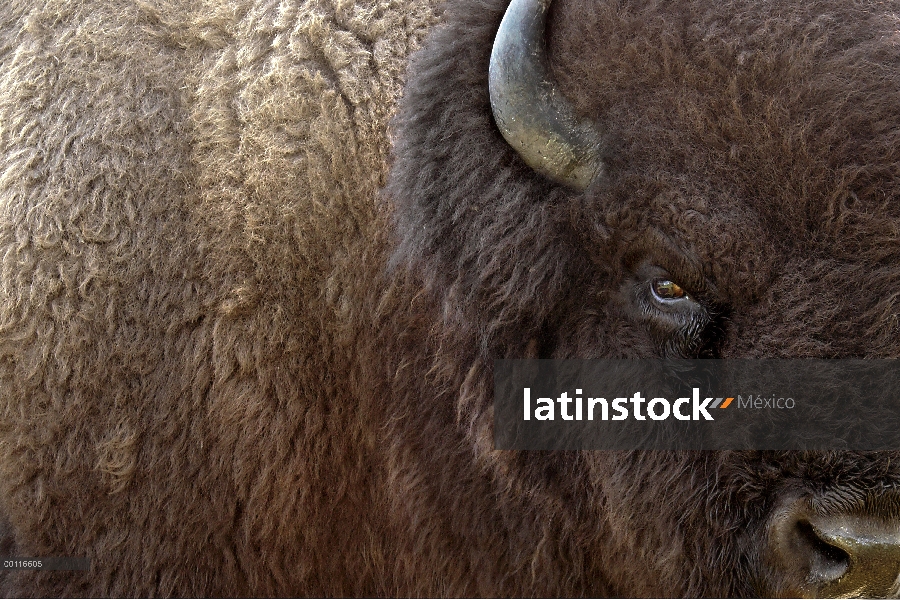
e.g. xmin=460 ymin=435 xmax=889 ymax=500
xmin=651 ymin=278 xmax=688 ymax=302
xmin=627 ymin=264 xmax=714 ymax=357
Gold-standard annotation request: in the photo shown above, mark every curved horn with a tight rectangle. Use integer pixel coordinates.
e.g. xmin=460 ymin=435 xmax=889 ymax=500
xmin=489 ymin=0 xmax=604 ymax=190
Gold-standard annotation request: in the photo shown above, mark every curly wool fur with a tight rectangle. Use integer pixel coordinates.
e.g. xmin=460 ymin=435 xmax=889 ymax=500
xmin=3 ymin=0 xmax=900 ymax=596
xmin=0 ymin=0 xmax=441 ymax=595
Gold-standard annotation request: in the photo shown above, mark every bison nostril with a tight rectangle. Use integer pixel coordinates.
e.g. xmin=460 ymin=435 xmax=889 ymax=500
xmin=766 ymin=498 xmax=900 ymax=598
xmin=807 ymin=514 xmax=900 ymax=598
xmin=795 ymin=520 xmax=850 ymax=585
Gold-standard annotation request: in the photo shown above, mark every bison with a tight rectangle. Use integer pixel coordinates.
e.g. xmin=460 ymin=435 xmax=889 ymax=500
xmin=2 ymin=0 xmax=900 ymax=596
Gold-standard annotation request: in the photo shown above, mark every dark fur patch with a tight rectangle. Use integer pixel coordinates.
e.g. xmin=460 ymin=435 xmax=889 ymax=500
xmin=384 ymin=0 xmax=900 ymax=595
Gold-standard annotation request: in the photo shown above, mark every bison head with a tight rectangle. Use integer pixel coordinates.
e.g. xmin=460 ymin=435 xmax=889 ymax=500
xmin=385 ymin=0 xmax=900 ymax=596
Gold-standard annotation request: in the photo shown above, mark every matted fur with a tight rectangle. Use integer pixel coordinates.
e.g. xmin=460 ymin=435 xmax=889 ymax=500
xmin=2 ymin=0 xmax=900 ymax=596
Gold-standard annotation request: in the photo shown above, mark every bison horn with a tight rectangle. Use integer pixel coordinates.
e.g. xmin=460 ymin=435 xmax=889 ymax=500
xmin=489 ymin=0 xmax=604 ymax=190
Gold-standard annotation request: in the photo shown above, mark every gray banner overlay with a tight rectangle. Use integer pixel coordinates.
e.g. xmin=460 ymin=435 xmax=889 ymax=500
xmin=0 ymin=557 xmax=90 ymax=571
xmin=494 ymin=359 xmax=900 ymax=450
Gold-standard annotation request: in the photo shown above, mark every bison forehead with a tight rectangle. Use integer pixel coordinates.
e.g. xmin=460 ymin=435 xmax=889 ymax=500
xmin=550 ymin=0 xmax=900 ymax=233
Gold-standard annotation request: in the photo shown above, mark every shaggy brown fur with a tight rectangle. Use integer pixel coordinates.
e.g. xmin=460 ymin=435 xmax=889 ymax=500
xmin=0 ymin=0 xmax=441 ymax=595
xmin=3 ymin=0 xmax=900 ymax=596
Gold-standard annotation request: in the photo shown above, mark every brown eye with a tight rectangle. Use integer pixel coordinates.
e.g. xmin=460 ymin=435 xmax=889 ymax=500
xmin=652 ymin=279 xmax=687 ymax=301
